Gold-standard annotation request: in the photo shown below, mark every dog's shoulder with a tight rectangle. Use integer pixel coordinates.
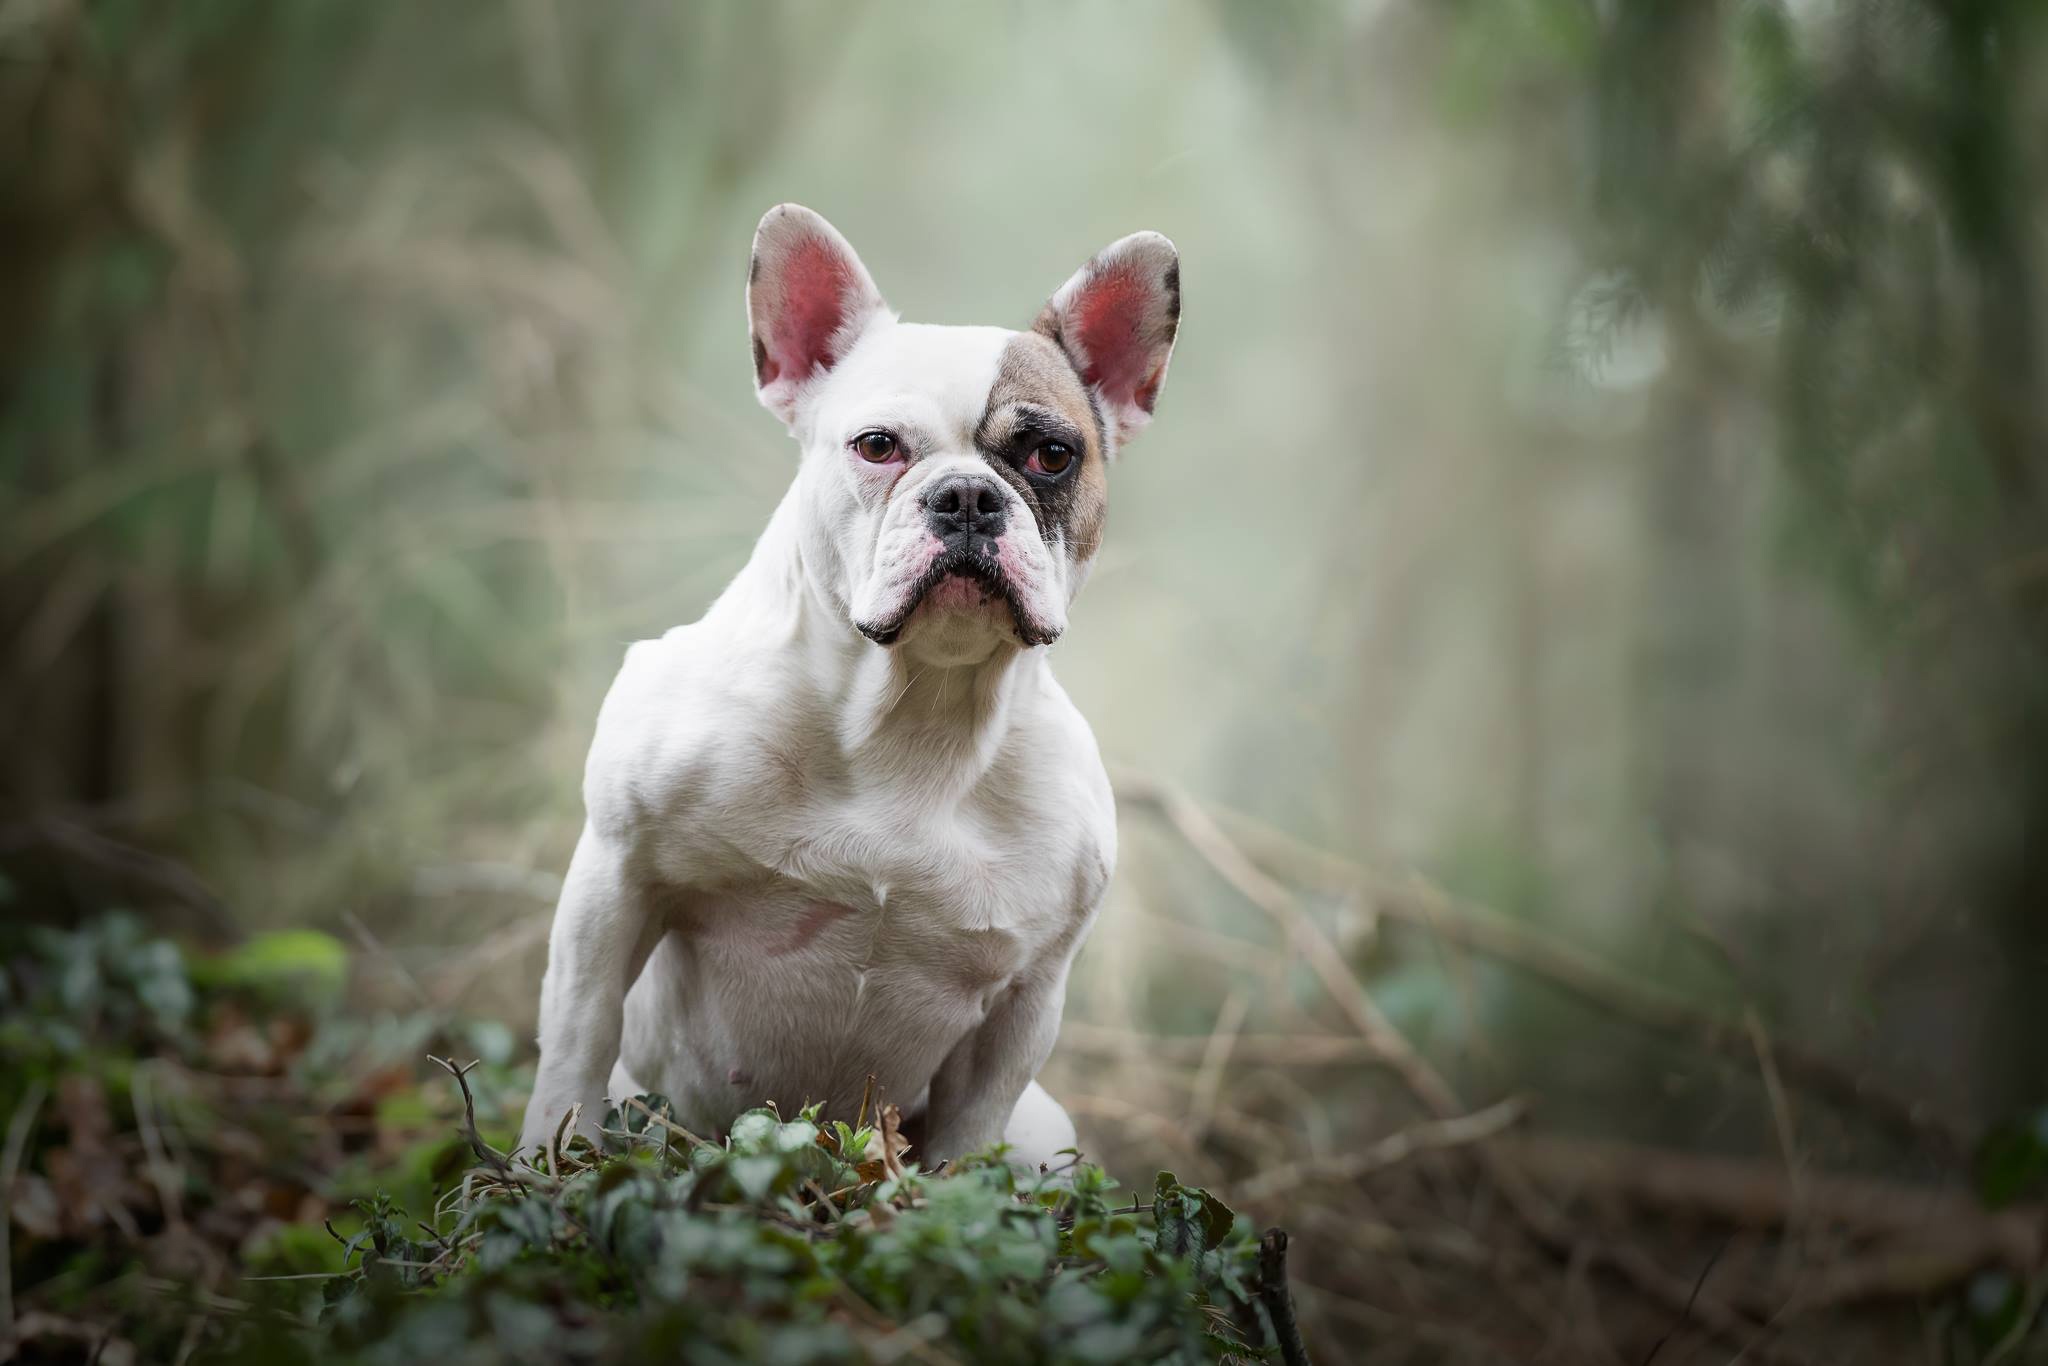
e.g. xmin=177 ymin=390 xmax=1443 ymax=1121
xmin=581 ymin=625 xmax=760 ymax=839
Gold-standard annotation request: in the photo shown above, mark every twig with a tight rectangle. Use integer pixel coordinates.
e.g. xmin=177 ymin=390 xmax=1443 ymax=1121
xmin=1112 ymin=768 xmax=1966 ymax=1160
xmin=1185 ymin=988 xmax=1248 ymax=1144
xmin=856 ymin=1074 xmax=876 ymax=1132
xmin=343 ymin=909 xmax=428 ymax=1006
xmin=1746 ymin=1007 xmax=1806 ymax=1280
xmin=1238 ymin=1096 xmax=1529 ymax=1202
xmin=1258 ymin=1228 xmax=1313 ymax=1366
xmin=240 ymin=1272 xmax=349 ymax=1282
xmin=804 ymin=1179 xmax=843 ymax=1223
xmin=1 ymin=1080 xmax=50 ymax=1336
xmin=622 ymin=1094 xmax=710 ymax=1149
xmin=1060 ymin=1023 xmax=1386 ymax=1067
xmin=429 ymin=910 xmax=553 ymax=1006
xmin=427 ymin=1056 xmax=511 ymax=1176
xmin=1641 ymin=1239 xmax=1729 ymax=1365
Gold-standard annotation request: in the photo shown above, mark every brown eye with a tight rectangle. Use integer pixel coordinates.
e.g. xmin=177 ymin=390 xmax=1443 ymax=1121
xmin=854 ymin=431 xmax=899 ymax=462
xmin=1028 ymin=441 xmax=1074 ymax=476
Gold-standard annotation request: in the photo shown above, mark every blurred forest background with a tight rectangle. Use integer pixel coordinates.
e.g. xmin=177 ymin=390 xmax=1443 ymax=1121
xmin=5 ymin=1 xmax=2048 ymax=1361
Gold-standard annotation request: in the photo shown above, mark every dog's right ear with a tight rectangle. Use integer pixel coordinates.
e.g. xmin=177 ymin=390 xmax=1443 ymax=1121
xmin=747 ymin=204 xmax=890 ymax=427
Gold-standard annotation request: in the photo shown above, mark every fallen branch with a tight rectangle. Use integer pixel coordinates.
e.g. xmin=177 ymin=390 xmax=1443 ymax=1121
xmin=1513 ymin=1136 xmax=2044 ymax=1291
xmin=1111 ymin=768 xmax=1966 ymax=1161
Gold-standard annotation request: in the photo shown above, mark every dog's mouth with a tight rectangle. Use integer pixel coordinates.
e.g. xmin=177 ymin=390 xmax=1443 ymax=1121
xmin=855 ymin=539 xmax=1058 ymax=648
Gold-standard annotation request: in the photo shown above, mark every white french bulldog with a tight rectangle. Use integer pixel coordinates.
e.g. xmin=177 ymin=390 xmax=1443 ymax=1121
xmin=517 ymin=204 xmax=1180 ymax=1171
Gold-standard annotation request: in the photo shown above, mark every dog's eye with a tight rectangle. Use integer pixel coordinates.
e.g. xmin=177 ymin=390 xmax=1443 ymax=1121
xmin=1026 ymin=441 xmax=1074 ymax=476
xmin=853 ymin=431 xmax=900 ymax=463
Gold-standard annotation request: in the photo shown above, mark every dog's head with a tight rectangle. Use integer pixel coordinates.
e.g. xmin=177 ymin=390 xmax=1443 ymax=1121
xmin=746 ymin=204 xmax=1179 ymax=665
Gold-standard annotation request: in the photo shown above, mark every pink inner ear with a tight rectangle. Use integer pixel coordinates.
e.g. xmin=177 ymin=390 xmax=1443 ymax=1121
xmin=763 ymin=234 xmax=860 ymax=386
xmin=1073 ymin=266 xmax=1157 ymax=411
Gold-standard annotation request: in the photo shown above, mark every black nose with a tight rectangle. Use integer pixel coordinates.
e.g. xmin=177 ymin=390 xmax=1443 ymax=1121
xmin=921 ymin=473 xmax=1009 ymax=538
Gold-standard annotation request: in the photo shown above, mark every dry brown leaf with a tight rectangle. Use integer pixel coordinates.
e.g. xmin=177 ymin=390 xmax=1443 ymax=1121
xmin=878 ymin=1103 xmax=911 ymax=1181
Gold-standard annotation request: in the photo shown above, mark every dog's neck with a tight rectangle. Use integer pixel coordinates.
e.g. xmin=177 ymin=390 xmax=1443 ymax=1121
xmin=709 ymin=482 xmax=1043 ymax=784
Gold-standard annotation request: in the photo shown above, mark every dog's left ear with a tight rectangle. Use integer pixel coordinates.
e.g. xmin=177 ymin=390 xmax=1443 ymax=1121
xmin=1035 ymin=232 xmax=1181 ymax=450
xmin=748 ymin=204 xmax=891 ymax=426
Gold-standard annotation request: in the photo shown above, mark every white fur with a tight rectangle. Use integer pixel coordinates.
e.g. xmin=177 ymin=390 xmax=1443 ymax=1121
xmin=516 ymin=216 xmax=1138 ymax=1171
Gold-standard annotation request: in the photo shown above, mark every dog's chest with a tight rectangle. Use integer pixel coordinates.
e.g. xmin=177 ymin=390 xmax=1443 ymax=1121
xmin=685 ymin=778 xmax=1088 ymax=983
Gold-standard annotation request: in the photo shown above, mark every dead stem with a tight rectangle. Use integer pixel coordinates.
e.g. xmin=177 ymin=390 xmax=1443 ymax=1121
xmin=1257 ymin=1228 xmax=1313 ymax=1366
xmin=426 ymin=1055 xmax=512 ymax=1176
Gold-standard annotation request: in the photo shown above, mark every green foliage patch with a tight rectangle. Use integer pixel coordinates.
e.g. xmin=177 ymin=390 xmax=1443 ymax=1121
xmin=229 ymin=1104 xmax=1268 ymax=1365
xmin=1 ymin=916 xmax=1283 ymax=1364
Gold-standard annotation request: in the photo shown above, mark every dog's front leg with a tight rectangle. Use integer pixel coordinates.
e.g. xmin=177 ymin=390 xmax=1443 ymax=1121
xmin=921 ymin=967 xmax=1068 ymax=1169
xmin=518 ymin=824 xmax=662 ymax=1158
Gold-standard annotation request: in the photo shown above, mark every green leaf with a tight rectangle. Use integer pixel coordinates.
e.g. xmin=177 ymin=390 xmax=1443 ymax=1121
xmin=728 ymin=1154 xmax=786 ymax=1202
xmin=728 ymin=1110 xmax=779 ymax=1151
xmin=492 ymin=1197 xmax=554 ymax=1250
xmin=1150 ymin=1172 xmax=1236 ymax=1259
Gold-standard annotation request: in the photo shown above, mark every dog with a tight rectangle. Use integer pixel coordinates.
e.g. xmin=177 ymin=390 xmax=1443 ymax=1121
xmin=517 ymin=204 xmax=1180 ymax=1172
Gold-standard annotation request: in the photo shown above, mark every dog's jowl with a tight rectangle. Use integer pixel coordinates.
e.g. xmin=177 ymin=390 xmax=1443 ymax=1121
xmin=518 ymin=205 xmax=1181 ymax=1170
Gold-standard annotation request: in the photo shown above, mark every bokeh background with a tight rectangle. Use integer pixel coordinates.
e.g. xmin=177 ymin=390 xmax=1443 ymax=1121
xmin=6 ymin=1 xmax=2048 ymax=1361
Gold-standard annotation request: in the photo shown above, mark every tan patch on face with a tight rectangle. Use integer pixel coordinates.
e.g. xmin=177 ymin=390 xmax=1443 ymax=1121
xmin=977 ymin=332 xmax=1109 ymax=564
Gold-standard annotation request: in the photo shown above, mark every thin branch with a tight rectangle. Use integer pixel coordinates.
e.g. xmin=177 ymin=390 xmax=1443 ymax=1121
xmin=343 ymin=909 xmax=428 ymax=1006
xmin=1185 ymin=987 xmax=1248 ymax=1145
xmin=1059 ymin=1023 xmax=1387 ymax=1067
xmin=1746 ymin=1006 xmax=1807 ymax=1263
xmin=428 ymin=910 xmax=553 ymax=1006
xmin=427 ymin=1055 xmax=511 ymax=1176
xmin=1641 ymin=1239 xmax=1728 ymax=1366
xmin=1238 ymin=1097 xmax=1529 ymax=1202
